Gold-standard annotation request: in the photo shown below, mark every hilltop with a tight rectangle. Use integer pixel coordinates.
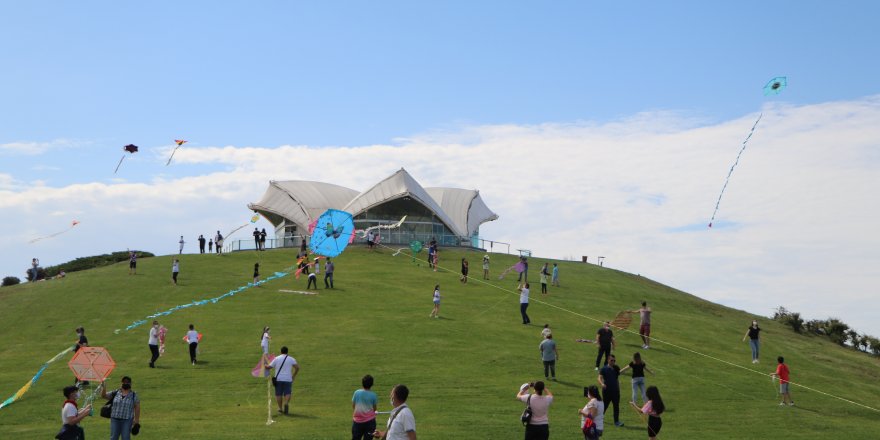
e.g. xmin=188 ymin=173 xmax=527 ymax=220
xmin=1 ymin=246 xmax=878 ymax=439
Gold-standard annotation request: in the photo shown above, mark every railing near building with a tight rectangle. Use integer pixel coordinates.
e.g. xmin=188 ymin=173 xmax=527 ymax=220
xmin=224 ymin=233 xmax=512 ymax=254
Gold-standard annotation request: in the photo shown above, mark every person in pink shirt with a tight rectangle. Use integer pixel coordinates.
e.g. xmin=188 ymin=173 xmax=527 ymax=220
xmin=516 ymin=381 xmax=553 ymax=440
xmin=630 ymin=385 xmax=664 ymax=440
xmin=351 ymin=374 xmax=378 ymax=439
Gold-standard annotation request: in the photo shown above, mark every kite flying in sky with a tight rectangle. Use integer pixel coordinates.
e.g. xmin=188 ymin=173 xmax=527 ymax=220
xmin=29 ymin=220 xmax=80 ymax=244
xmin=114 ymin=144 xmax=139 ymax=174
xmin=166 ymin=139 xmax=187 ymax=166
xmin=708 ymin=77 xmax=787 ymax=228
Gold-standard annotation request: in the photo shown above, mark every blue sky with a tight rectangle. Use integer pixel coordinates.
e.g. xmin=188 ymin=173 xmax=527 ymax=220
xmin=2 ymin=2 xmax=880 ymax=335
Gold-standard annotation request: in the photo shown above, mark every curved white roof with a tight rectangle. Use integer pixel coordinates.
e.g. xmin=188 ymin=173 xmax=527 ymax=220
xmin=342 ymin=169 xmax=466 ymax=236
xmin=249 ymin=168 xmax=498 ymax=239
xmin=248 ymin=180 xmax=358 ymax=231
xmin=425 ymin=187 xmax=499 ymax=236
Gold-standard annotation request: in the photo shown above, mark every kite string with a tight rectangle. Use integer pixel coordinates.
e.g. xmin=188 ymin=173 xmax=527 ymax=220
xmin=709 ymin=112 xmax=763 ymax=227
xmin=375 ymin=242 xmax=880 ymax=414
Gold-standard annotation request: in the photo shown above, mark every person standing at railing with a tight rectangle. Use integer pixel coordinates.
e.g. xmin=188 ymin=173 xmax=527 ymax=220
xmin=260 ymin=228 xmax=268 ymax=251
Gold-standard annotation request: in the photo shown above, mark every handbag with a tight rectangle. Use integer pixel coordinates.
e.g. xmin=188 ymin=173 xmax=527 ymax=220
xmin=100 ymin=391 xmax=117 ymax=418
xmin=271 ymin=355 xmax=288 ymax=386
xmin=520 ymin=394 xmax=532 ymax=425
xmin=582 ymin=413 xmax=598 ymax=439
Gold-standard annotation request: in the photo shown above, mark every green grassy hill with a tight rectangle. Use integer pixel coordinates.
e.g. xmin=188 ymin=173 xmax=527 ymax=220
xmin=1 ymin=246 xmax=878 ymax=439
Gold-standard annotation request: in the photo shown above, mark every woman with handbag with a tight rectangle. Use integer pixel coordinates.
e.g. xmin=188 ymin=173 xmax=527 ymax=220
xmin=100 ymin=376 xmax=140 ymax=440
xmin=516 ymin=381 xmax=553 ymax=440
xmin=57 ymin=386 xmax=90 ymax=440
xmin=578 ymin=385 xmax=604 ymax=439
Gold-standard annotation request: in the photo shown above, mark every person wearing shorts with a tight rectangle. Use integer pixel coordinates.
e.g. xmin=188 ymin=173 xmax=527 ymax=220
xmin=128 ymin=251 xmax=137 ymax=275
xmin=267 ymin=346 xmax=299 ymax=414
xmin=430 ymin=284 xmax=441 ymax=318
xmin=630 ymin=302 xmax=652 ymax=349
xmin=773 ymin=356 xmax=793 ymax=406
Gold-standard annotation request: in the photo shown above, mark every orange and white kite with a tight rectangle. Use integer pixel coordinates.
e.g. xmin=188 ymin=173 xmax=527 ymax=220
xmin=166 ymin=139 xmax=188 ymax=166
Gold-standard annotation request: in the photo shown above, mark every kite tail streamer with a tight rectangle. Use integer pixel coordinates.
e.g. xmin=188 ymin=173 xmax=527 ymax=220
xmin=113 ymin=155 xmax=126 ymax=174
xmin=357 ymin=216 xmax=407 ymax=238
xmin=0 ymin=346 xmax=73 ymax=410
xmin=120 ymin=270 xmax=292 ymax=332
xmin=165 ymin=147 xmax=180 ymax=166
xmin=708 ymin=113 xmax=763 ymax=228
xmin=498 ymin=265 xmax=516 ymax=280
xmin=225 ymin=223 xmax=250 ymax=240
xmin=266 ymin=375 xmax=274 ymax=425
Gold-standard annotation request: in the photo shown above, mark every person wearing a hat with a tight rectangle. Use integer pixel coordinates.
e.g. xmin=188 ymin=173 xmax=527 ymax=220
xmin=482 ymin=255 xmax=490 ymax=279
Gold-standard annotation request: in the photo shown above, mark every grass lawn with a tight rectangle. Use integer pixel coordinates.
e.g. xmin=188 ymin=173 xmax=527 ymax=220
xmin=1 ymin=246 xmax=878 ymax=439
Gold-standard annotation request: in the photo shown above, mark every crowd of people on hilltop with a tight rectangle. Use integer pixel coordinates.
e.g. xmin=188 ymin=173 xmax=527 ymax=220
xmin=47 ymin=233 xmax=800 ymax=440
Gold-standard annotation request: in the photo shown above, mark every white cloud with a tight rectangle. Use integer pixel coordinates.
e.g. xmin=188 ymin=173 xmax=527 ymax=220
xmin=0 ymin=138 xmax=82 ymax=156
xmin=2 ymin=96 xmax=879 ymax=336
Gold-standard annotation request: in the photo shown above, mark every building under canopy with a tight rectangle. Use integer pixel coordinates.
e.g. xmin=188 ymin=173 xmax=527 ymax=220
xmin=248 ymin=168 xmax=499 ymax=247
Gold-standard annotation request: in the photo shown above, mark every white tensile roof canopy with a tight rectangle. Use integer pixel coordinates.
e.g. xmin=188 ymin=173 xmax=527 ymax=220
xmin=248 ymin=168 xmax=498 ymax=238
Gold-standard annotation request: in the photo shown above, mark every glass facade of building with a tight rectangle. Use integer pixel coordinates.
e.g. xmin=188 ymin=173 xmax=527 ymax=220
xmin=353 ymin=197 xmax=464 ymax=246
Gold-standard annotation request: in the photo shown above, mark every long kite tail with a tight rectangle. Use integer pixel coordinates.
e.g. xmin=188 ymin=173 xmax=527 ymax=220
xmin=266 ymin=375 xmax=275 ymax=425
xmin=29 ymin=226 xmax=72 ymax=244
xmin=225 ymin=223 xmax=250 ymax=239
xmin=113 ymin=155 xmax=126 ymax=174
xmin=358 ymin=216 xmax=407 ymax=238
xmin=498 ymin=264 xmax=516 ymax=280
xmin=0 ymin=346 xmax=73 ymax=410
xmin=708 ymin=113 xmax=763 ymax=228
xmin=165 ymin=146 xmax=180 ymax=166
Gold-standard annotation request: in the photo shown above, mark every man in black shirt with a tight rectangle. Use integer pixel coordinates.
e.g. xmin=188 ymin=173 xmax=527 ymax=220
xmin=598 ymin=354 xmax=623 ymax=427
xmin=595 ymin=321 xmax=616 ymax=370
xmin=197 ymin=235 xmax=206 ymax=254
xmin=74 ymin=327 xmax=89 ymax=385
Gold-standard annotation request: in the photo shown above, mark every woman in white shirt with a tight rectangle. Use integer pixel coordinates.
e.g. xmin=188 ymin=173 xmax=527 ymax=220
xmin=516 ymin=381 xmax=553 ymax=440
xmin=429 ymin=285 xmax=440 ymax=318
xmin=261 ymin=326 xmax=271 ymax=355
xmin=186 ymin=324 xmax=200 ymax=365
xmin=579 ymin=385 xmax=604 ymax=438
xmin=59 ymin=385 xmax=90 ymax=439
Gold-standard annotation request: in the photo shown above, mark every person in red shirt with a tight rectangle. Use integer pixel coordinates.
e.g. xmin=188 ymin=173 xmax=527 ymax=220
xmin=771 ymin=356 xmax=794 ymax=406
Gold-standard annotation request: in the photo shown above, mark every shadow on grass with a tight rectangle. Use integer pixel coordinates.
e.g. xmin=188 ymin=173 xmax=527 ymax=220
xmin=551 ymin=379 xmax=582 ymax=389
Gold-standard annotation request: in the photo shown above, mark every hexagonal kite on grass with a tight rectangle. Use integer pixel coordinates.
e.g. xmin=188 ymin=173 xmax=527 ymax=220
xmin=68 ymin=347 xmax=116 ymax=382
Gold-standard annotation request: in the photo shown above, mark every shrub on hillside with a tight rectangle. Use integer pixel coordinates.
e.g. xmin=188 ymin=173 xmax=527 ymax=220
xmin=2 ymin=276 xmax=21 ymax=287
xmin=773 ymin=307 xmax=803 ymax=333
xmin=42 ymin=251 xmax=155 ymax=277
xmin=25 ymin=267 xmax=47 ymax=282
xmin=775 ymin=305 xmax=879 ymax=356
